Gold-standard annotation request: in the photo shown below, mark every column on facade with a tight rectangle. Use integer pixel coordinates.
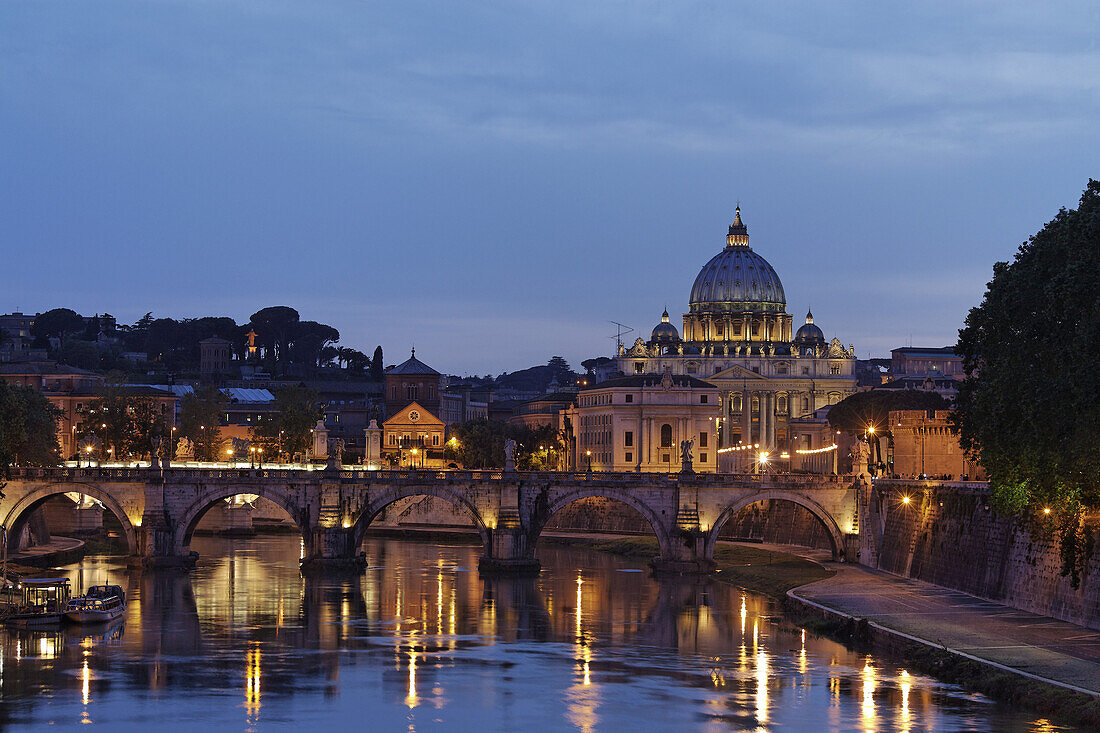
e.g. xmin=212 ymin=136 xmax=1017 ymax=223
xmin=741 ymin=390 xmax=752 ymax=445
xmin=769 ymin=392 xmax=778 ymax=448
xmin=760 ymin=392 xmax=770 ymax=449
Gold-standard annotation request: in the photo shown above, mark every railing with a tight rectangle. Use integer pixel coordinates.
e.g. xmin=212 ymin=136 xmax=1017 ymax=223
xmin=3 ymin=464 xmax=855 ymax=488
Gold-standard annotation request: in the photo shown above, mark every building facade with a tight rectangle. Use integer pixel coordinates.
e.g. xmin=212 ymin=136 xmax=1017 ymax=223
xmin=613 ymin=207 xmax=859 ymax=455
xmin=888 ymin=409 xmax=984 ymax=480
xmin=560 ymin=373 xmax=719 ymax=473
xmin=890 ymin=347 xmax=963 ymax=376
xmin=382 ymin=400 xmax=446 ymax=468
xmin=384 ymin=349 xmax=442 ymax=418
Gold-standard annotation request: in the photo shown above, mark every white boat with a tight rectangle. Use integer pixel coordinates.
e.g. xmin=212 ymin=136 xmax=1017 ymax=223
xmin=64 ymin=585 xmax=126 ymax=624
xmin=2 ymin=578 xmax=71 ymax=628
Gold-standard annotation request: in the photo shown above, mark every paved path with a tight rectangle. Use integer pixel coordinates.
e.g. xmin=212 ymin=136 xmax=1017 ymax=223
xmin=788 ymin=558 xmax=1100 ymax=696
xmin=7 ymin=536 xmax=85 ymax=565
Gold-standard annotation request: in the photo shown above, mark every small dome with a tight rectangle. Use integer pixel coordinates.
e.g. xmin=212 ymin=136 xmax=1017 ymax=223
xmin=793 ymin=309 xmax=825 ymax=345
xmin=650 ymin=309 xmax=681 ymax=344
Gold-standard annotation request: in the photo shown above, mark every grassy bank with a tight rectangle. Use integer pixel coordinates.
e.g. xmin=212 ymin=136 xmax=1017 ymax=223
xmin=585 ymin=536 xmax=834 ymax=599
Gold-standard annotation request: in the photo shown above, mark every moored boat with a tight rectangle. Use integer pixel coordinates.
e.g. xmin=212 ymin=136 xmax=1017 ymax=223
xmin=64 ymin=585 xmax=126 ymax=624
xmin=2 ymin=578 xmax=72 ymax=628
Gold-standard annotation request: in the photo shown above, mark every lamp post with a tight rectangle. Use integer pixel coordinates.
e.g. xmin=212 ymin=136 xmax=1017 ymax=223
xmin=586 ymin=449 xmax=592 ymax=473
xmin=226 ymin=448 xmax=234 ymax=466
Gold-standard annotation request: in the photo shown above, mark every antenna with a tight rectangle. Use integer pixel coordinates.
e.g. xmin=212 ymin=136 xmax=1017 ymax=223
xmin=608 ymin=321 xmax=634 ymax=352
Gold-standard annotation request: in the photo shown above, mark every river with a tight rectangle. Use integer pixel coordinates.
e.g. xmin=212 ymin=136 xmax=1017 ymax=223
xmin=0 ymin=535 xmax=1077 ymax=731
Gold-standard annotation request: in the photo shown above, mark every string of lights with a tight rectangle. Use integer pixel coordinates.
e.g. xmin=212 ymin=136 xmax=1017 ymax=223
xmin=795 ymin=444 xmax=838 ymax=455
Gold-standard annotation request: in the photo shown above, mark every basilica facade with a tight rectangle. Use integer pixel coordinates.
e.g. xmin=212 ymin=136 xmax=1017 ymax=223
xmin=612 ymin=207 xmax=858 ymax=457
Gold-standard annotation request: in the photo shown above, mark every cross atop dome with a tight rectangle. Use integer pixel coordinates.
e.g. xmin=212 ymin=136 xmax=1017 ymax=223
xmin=727 ymin=205 xmax=749 ymax=247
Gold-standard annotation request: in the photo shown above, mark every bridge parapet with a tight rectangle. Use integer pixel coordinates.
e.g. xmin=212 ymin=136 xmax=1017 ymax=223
xmin=1 ymin=465 xmax=863 ymax=573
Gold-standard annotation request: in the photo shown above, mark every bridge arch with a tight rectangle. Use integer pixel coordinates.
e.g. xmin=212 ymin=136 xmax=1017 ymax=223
xmin=353 ymin=485 xmax=492 ymax=551
xmin=3 ymin=482 xmax=139 ymax=555
xmin=534 ymin=486 xmax=674 ymax=557
xmin=705 ymin=490 xmax=845 ymax=560
xmin=173 ymin=487 xmax=307 ymax=555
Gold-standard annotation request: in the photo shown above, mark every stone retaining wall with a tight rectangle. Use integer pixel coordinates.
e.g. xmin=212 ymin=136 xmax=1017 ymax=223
xmin=864 ymin=483 xmax=1099 ymax=630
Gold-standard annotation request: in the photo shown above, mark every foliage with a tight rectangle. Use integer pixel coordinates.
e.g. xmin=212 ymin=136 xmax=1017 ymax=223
xmin=250 ymin=386 xmax=322 ymax=459
xmin=77 ymin=376 xmax=172 ymax=460
xmin=0 ymin=381 xmax=62 ymax=470
xmin=370 ymin=346 xmax=384 ymax=381
xmin=952 ymin=180 xmax=1100 ymax=583
xmin=31 ymin=307 xmax=85 ymax=347
xmin=827 ymin=389 xmax=948 ymax=433
xmin=443 ymin=419 xmax=563 ymax=469
xmin=178 ymin=386 xmax=226 ymax=460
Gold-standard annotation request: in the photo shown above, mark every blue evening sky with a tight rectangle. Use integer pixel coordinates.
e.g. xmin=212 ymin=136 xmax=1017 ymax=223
xmin=2 ymin=2 xmax=1097 ymax=375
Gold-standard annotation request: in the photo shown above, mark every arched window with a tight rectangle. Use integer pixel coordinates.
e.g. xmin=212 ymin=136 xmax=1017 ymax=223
xmin=660 ymin=424 xmax=673 ymax=447
xmin=778 ymin=394 xmax=788 ymax=413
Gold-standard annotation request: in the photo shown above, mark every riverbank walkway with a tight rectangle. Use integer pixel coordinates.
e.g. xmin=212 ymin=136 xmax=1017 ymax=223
xmin=786 ymin=557 xmax=1100 ymax=696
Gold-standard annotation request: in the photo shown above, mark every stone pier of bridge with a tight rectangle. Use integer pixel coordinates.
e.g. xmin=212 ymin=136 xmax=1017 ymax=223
xmin=0 ymin=466 xmax=864 ymax=575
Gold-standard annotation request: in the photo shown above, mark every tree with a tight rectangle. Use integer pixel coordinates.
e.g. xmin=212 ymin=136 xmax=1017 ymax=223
xmin=31 ymin=308 xmax=85 ymax=347
xmin=251 ymin=386 xmax=322 ymax=459
xmin=249 ymin=306 xmax=300 ymax=365
xmin=827 ymin=389 xmax=947 ymax=433
xmin=370 ymin=345 xmax=384 ymax=381
xmin=0 ymin=382 xmax=62 ymax=470
xmin=76 ymin=377 xmax=172 ymax=460
xmin=289 ymin=321 xmax=340 ymax=367
xmin=178 ymin=387 xmax=226 ymax=461
xmin=952 ymin=180 xmax=1100 ymax=585
xmin=442 ymin=419 xmax=563 ymax=469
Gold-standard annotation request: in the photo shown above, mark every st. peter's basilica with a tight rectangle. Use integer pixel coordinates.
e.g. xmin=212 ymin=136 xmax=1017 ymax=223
xmin=611 ymin=207 xmax=858 ymax=456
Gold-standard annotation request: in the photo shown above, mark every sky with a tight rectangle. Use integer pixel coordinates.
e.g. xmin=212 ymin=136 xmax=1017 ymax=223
xmin=2 ymin=2 xmax=1098 ymax=375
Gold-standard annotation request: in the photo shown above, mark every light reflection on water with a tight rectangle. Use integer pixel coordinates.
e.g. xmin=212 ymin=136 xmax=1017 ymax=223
xmin=0 ymin=535 xmax=1082 ymax=732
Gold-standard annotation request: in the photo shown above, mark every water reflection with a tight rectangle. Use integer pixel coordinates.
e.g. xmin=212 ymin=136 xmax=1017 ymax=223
xmin=0 ymin=536 xmax=1082 ymax=732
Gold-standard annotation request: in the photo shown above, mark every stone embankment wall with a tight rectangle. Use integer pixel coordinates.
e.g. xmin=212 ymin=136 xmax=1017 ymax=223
xmin=863 ymin=483 xmax=1099 ymax=630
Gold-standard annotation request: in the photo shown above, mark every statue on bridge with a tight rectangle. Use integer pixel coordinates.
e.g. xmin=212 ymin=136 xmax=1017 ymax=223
xmin=176 ymin=437 xmax=195 ymax=461
xmin=504 ymin=438 xmax=517 ymax=472
xmin=680 ymin=438 xmax=695 ymax=474
xmin=327 ymin=438 xmax=345 ymax=469
xmin=850 ymin=439 xmax=871 ymax=477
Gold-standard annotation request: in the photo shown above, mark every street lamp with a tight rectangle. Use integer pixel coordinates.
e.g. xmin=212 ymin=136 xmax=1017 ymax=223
xmin=586 ymin=449 xmax=592 ymax=472
xmin=226 ymin=448 xmax=234 ymax=466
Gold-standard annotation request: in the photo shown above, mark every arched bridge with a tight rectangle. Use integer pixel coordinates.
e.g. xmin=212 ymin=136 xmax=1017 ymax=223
xmin=0 ymin=467 xmax=862 ymax=573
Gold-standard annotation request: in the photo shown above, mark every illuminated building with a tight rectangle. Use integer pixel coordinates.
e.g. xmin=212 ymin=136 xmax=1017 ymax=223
xmin=560 ymin=371 xmax=720 ymax=472
xmin=613 ymin=207 xmax=859 ymax=458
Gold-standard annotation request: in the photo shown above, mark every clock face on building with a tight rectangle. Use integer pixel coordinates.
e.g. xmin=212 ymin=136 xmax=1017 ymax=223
xmin=408 ymin=410 xmax=420 ymax=422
